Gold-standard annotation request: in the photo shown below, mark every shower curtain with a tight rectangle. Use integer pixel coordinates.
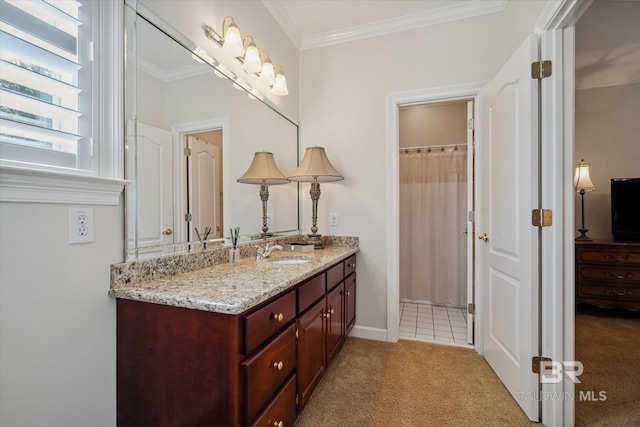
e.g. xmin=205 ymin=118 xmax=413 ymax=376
xmin=399 ymin=146 xmax=468 ymax=306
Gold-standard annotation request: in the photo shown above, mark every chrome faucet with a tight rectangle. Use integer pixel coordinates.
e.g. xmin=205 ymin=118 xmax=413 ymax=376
xmin=256 ymin=243 xmax=283 ymax=260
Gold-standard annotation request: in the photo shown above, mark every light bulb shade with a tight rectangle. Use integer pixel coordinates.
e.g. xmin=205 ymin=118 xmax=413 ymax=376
xmin=237 ymin=152 xmax=289 ymax=185
xmin=259 ymin=60 xmax=276 ymax=86
xmin=243 ymin=44 xmax=262 ymax=73
xmin=288 ymin=147 xmax=344 ymax=183
xmin=272 ymin=73 xmax=288 ymax=96
xmin=223 ymin=25 xmax=244 ymax=57
xmin=574 ymin=159 xmax=596 ymax=192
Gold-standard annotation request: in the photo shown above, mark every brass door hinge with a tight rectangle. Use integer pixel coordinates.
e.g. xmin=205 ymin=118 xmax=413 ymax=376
xmin=532 ymin=60 xmax=552 ymax=79
xmin=185 ymin=213 xmax=192 ymax=222
xmin=532 ymin=356 xmax=553 ymax=374
xmin=184 ymin=147 xmax=191 ymax=156
xmin=532 ymin=209 xmax=552 ymax=227
xmin=468 ymin=303 xmax=475 ymax=315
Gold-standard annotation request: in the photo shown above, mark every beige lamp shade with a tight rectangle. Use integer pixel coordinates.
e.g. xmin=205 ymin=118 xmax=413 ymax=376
xmin=237 ymin=152 xmax=289 ymax=185
xmin=288 ymin=147 xmax=344 ymax=182
xmin=574 ymin=159 xmax=596 ymax=192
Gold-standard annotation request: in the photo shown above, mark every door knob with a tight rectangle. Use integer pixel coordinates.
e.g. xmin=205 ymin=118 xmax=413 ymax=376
xmin=163 ymin=228 xmax=173 ymax=235
xmin=478 ymin=233 xmax=488 ymax=242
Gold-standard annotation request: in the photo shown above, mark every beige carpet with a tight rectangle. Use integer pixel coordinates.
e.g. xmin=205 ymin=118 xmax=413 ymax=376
xmin=575 ymin=305 xmax=640 ymax=426
xmin=294 ymin=338 xmax=536 ymax=426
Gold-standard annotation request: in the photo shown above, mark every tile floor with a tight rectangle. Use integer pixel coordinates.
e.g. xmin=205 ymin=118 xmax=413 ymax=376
xmin=399 ymin=300 xmax=471 ymax=347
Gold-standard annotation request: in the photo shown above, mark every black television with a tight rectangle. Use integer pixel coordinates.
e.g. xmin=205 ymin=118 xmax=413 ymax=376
xmin=611 ymin=178 xmax=640 ymax=242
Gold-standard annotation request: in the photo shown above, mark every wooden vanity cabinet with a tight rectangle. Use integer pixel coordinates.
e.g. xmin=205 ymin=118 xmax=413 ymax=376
xmin=116 ymin=253 xmax=357 ymax=427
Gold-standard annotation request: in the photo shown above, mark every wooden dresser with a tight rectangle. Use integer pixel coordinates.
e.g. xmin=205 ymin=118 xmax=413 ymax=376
xmin=575 ymin=241 xmax=640 ymax=311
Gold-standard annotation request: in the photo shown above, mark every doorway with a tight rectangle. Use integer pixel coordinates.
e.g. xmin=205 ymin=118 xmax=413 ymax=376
xmin=397 ymin=100 xmax=474 ymax=347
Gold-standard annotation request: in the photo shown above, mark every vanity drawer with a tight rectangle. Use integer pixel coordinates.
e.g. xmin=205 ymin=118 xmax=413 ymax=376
xmin=326 ymin=262 xmax=344 ymax=291
xmin=249 ymin=374 xmax=297 ymax=427
xmin=244 ymin=290 xmax=295 ymax=355
xmin=345 ymin=255 xmax=357 ymax=277
xmin=243 ymin=324 xmax=296 ymax=423
xmin=298 ymin=273 xmax=325 ymax=314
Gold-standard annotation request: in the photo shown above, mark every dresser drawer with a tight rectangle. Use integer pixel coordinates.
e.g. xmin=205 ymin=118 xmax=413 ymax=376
xmin=578 ymin=282 xmax=640 ymax=301
xmin=243 ymin=323 xmax=296 ymax=423
xmin=244 ymin=290 xmax=296 ymax=354
xmin=298 ymin=273 xmax=325 ymax=314
xmin=249 ymin=374 xmax=297 ymax=427
xmin=326 ymin=262 xmax=344 ymax=291
xmin=577 ymin=265 xmax=640 ymax=284
xmin=345 ymin=255 xmax=356 ymax=277
xmin=577 ymin=246 xmax=640 ymax=266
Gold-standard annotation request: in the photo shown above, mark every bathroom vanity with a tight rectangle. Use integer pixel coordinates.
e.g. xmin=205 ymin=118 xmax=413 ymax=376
xmin=110 ymin=241 xmax=357 ymax=427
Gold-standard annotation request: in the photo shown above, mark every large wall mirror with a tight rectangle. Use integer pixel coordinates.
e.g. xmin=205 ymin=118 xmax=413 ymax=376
xmin=125 ymin=4 xmax=300 ymax=260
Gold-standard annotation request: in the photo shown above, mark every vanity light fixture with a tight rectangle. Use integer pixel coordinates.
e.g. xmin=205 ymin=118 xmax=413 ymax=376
xmin=271 ymin=64 xmax=288 ymax=96
xmin=237 ymin=152 xmax=290 ymax=236
xmin=204 ymin=17 xmax=288 ymax=96
xmin=259 ymin=53 xmax=276 ymax=86
xmin=288 ymin=147 xmax=344 ymax=249
xmin=574 ymin=159 xmax=596 ymax=241
xmin=242 ymin=36 xmax=262 ymax=74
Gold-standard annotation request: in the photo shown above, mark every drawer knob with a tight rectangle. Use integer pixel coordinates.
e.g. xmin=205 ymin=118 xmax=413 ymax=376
xmin=330 ymin=308 xmax=335 ymax=314
xmin=346 ymin=291 xmax=351 ymax=296
xmin=323 ymin=311 xmax=331 ymax=319
xmin=348 ymin=263 xmax=356 ymax=268
xmin=605 ymin=288 xmax=632 ymax=297
xmin=273 ymin=422 xmax=283 ymax=427
xmin=272 ymin=361 xmax=284 ymax=371
xmin=604 ymin=253 xmax=632 ymax=262
xmin=271 ymin=313 xmax=284 ymax=322
xmin=605 ymin=271 xmax=633 ymax=280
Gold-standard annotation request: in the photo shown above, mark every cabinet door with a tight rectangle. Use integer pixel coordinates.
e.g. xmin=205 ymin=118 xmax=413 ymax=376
xmin=296 ymin=298 xmax=326 ymax=410
xmin=326 ymin=283 xmax=344 ymax=365
xmin=344 ymin=273 xmax=356 ymax=336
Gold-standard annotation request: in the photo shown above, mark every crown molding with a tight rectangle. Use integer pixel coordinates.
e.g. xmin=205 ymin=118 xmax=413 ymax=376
xmin=297 ymin=0 xmax=506 ymax=51
xmin=134 ymin=55 xmax=211 ymax=82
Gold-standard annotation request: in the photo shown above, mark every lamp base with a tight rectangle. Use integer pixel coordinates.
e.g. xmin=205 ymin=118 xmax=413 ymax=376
xmin=576 ymin=228 xmax=592 ymax=241
xmin=305 ymin=234 xmax=324 ymax=249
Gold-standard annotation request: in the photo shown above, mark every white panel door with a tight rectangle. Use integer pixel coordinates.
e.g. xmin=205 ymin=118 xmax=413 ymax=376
xmin=188 ymin=136 xmax=222 ymax=240
xmin=128 ymin=122 xmax=174 ymax=250
xmin=478 ymin=35 xmax=540 ymax=421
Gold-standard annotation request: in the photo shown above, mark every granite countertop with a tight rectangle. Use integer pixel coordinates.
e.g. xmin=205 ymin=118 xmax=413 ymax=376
xmin=109 ymin=245 xmax=358 ymax=315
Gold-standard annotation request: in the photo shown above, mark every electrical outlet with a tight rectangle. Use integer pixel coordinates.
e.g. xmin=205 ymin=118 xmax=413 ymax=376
xmin=330 ymin=212 xmax=338 ymax=226
xmin=69 ymin=207 xmax=94 ymax=244
xmin=266 ymin=213 xmax=273 ymax=226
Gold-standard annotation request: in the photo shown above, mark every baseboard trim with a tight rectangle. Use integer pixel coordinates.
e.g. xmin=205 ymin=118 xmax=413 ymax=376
xmin=348 ymin=325 xmax=388 ymax=341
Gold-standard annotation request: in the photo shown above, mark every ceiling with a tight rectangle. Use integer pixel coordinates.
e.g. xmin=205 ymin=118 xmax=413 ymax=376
xmin=262 ymin=0 xmax=506 ymax=50
xmin=263 ymin=0 xmax=640 ymax=89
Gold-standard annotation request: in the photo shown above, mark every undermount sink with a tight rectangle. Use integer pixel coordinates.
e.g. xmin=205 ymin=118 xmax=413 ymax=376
xmin=267 ymin=256 xmax=311 ymax=265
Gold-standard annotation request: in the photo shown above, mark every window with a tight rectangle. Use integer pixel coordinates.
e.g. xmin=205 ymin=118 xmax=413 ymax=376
xmin=0 ymin=0 xmax=125 ymax=204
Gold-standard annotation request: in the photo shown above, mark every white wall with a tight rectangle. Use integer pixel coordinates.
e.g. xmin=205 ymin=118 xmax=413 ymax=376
xmin=503 ymin=0 xmax=553 ymax=61
xmin=0 ymin=203 xmax=122 ymax=426
xmin=300 ymin=13 xmax=505 ymax=331
xmin=574 ymin=82 xmax=640 ymax=241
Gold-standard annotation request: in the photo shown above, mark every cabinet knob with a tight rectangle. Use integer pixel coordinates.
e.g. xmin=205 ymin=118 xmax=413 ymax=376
xmin=478 ymin=233 xmax=488 ymax=242
xmin=272 ymin=361 xmax=283 ymax=371
xmin=348 ymin=263 xmax=356 ymax=268
xmin=346 ymin=291 xmax=351 ymax=296
xmin=323 ymin=311 xmax=331 ymax=319
xmin=272 ymin=313 xmax=284 ymax=322
xmin=330 ymin=308 xmax=335 ymax=315
xmin=163 ymin=228 xmax=173 ymax=235
xmin=273 ymin=422 xmax=283 ymax=427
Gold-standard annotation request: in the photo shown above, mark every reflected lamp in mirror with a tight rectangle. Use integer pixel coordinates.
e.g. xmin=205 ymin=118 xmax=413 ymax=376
xmin=237 ymin=152 xmax=290 ymax=237
xmin=288 ymin=147 xmax=344 ymax=249
xmin=574 ymin=159 xmax=596 ymax=241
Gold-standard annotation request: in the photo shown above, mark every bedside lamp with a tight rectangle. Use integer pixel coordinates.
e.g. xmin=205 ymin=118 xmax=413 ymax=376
xmin=237 ymin=152 xmax=289 ymax=236
xmin=574 ymin=159 xmax=596 ymax=241
xmin=288 ymin=147 xmax=343 ymax=249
